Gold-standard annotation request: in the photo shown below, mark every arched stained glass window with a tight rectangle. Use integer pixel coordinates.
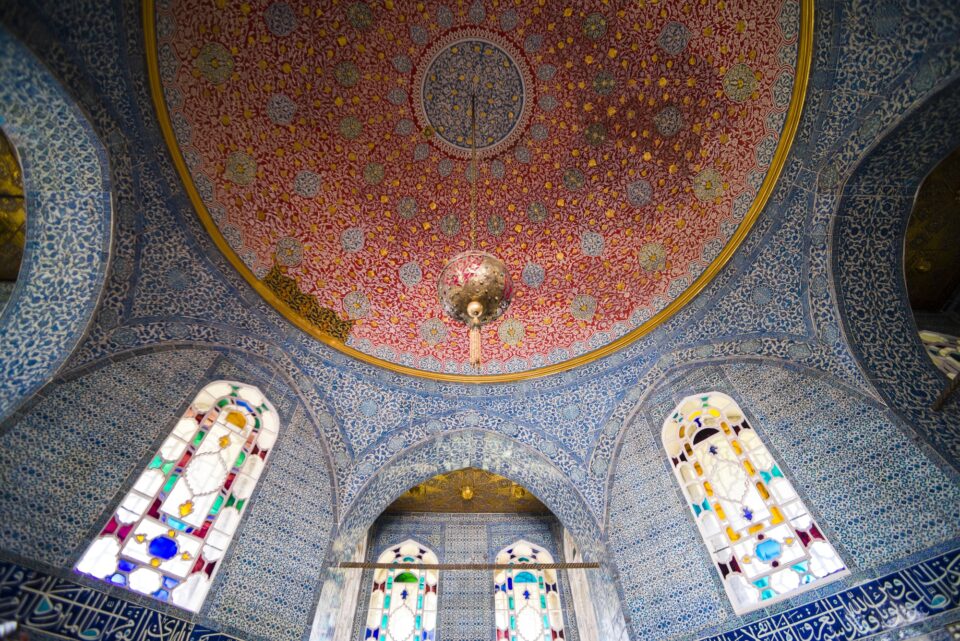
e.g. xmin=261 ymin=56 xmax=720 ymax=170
xmin=663 ymin=392 xmax=847 ymax=614
xmin=494 ymin=540 xmax=566 ymax=641
xmin=75 ymin=381 xmax=279 ymax=612
xmin=363 ymin=539 xmax=439 ymax=641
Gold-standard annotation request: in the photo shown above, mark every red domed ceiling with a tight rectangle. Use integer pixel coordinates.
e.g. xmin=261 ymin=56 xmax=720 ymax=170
xmin=150 ymin=0 xmax=806 ymax=380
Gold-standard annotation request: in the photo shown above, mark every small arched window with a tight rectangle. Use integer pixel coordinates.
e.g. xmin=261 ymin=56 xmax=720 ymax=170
xmin=75 ymin=381 xmax=279 ymax=611
xmin=494 ymin=540 xmax=566 ymax=641
xmin=663 ymin=392 xmax=847 ymax=613
xmin=363 ymin=539 xmax=439 ymax=641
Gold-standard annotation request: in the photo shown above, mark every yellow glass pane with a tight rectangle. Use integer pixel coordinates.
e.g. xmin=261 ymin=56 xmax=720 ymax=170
xmin=755 ymin=482 xmax=770 ymax=500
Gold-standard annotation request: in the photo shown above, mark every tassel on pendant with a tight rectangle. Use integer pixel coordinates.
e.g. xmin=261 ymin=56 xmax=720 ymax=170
xmin=469 ymin=326 xmax=482 ymax=367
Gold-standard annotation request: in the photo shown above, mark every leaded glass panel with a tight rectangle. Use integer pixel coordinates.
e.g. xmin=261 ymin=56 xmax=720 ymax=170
xmin=75 ymin=381 xmax=279 ymax=612
xmin=662 ymin=392 xmax=847 ymax=614
xmin=494 ymin=540 xmax=566 ymax=641
xmin=364 ymin=539 xmax=438 ymax=641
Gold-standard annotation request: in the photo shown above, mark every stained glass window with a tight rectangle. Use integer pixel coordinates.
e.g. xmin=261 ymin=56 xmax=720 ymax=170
xmin=494 ymin=540 xmax=566 ymax=641
xmin=663 ymin=392 xmax=847 ymax=614
xmin=75 ymin=381 xmax=279 ymax=612
xmin=363 ymin=539 xmax=438 ymax=641
xmin=920 ymin=330 xmax=960 ymax=379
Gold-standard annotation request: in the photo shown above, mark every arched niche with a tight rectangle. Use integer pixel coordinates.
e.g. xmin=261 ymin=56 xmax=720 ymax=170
xmin=0 ymin=26 xmax=113 ymax=422
xmin=605 ymin=358 xmax=960 ymax=640
xmin=311 ymin=429 xmax=629 ymax=641
xmin=832 ymin=76 xmax=960 ymax=468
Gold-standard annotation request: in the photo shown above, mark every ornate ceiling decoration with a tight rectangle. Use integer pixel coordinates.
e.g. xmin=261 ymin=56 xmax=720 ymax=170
xmin=385 ymin=468 xmax=549 ymax=514
xmin=147 ymin=0 xmax=809 ymax=380
xmin=905 ymin=146 xmax=960 ymax=313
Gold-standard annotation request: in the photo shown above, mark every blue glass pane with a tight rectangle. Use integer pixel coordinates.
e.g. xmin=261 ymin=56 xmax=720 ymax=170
xmin=148 ymin=535 xmax=178 ymax=560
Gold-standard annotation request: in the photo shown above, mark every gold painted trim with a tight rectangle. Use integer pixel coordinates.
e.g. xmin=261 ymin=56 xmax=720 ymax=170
xmin=143 ymin=0 xmax=813 ymax=383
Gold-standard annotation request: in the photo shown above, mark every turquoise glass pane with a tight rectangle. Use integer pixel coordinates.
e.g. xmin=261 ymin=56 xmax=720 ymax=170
xmin=514 ymin=571 xmax=537 ymax=583
xmin=755 ymin=539 xmax=783 ymax=562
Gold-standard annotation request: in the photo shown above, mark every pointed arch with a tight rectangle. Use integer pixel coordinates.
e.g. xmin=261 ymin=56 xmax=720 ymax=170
xmin=663 ymin=391 xmax=847 ymax=613
xmin=362 ymin=539 xmax=439 ymax=641
xmin=75 ymin=380 xmax=279 ymax=611
xmin=494 ymin=540 xmax=567 ymax=641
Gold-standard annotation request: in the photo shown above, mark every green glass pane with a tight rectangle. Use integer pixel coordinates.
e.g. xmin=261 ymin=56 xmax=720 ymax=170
xmin=234 ymin=451 xmax=246 ymax=468
xmin=148 ymin=456 xmax=163 ymax=469
xmin=235 ymin=498 xmax=245 ymax=511
xmin=211 ymin=495 xmax=224 ymax=515
xmin=217 ymin=399 xmax=229 ymax=407
xmin=192 ymin=431 xmax=206 ymax=447
xmin=225 ymin=495 xmax=236 ymax=508
xmin=161 ymin=461 xmax=175 ymax=475
xmin=162 ymin=474 xmax=179 ymax=494
xmin=394 ymin=571 xmax=419 ymax=583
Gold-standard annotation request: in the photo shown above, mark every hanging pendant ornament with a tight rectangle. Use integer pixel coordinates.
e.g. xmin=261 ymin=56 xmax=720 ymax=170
xmin=438 ymin=250 xmax=514 ymax=366
xmin=437 ymin=92 xmax=514 ymax=368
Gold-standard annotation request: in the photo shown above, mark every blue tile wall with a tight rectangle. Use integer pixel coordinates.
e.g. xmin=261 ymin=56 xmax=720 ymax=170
xmin=0 ymin=347 xmax=337 ymax=641
xmin=0 ymin=349 xmax=218 ymax=567
xmin=352 ymin=512 xmax=580 ymax=641
xmin=0 ymin=559 xmax=241 ymax=641
xmin=608 ymin=361 xmax=960 ymax=641
xmin=0 ymin=0 xmax=957 ymax=639
xmin=0 ymin=26 xmax=113 ymax=424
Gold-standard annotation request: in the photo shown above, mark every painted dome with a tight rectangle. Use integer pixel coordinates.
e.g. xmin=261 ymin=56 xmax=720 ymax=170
xmin=149 ymin=0 xmax=805 ymax=380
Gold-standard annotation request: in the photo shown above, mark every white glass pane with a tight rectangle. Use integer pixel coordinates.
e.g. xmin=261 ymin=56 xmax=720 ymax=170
xmin=809 ymin=541 xmax=844 ymax=576
xmin=212 ymin=507 xmax=241 ymax=536
xmin=256 ymin=427 xmax=277 ymax=450
xmin=231 ymin=473 xmax=256 ymax=500
xmin=170 ymin=572 xmax=211 ymax=612
xmin=241 ymin=454 xmax=264 ymax=480
xmin=134 ymin=469 xmax=165 ymax=496
xmin=173 ymin=418 xmax=199 ymax=440
xmin=119 ymin=492 xmax=151 ymax=520
xmin=76 ymin=537 xmax=120 ymax=579
xmin=159 ymin=436 xmax=187 ymax=461
xmin=237 ymin=385 xmax=264 ymax=407
xmin=261 ymin=410 xmax=279 ymax=434
xmin=204 ymin=382 xmax=233 ymax=400
xmin=128 ymin=567 xmax=162 ymax=595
